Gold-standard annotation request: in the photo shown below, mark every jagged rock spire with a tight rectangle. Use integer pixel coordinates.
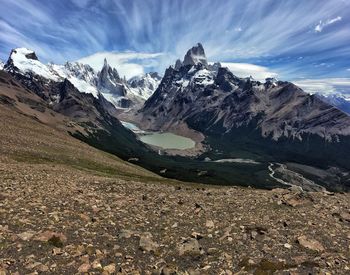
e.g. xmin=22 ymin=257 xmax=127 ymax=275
xmin=182 ymin=43 xmax=208 ymax=67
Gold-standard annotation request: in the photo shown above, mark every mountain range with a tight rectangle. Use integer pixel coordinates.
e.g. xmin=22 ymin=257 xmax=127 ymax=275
xmin=1 ymin=44 xmax=350 ymax=191
xmin=139 ymin=43 xmax=350 ymax=140
xmin=3 ymin=48 xmax=161 ymax=109
xmin=316 ymin=93 xmax=350 ymax=115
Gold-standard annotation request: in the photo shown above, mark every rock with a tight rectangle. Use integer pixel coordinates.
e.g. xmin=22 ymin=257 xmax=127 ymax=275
xmin=79 ymin=213 xmax=90 ymax=222
xmin=17 ymin=231 xmax=35 ymax=241
xmin=119 ymin=229 xmax=135 ymax=239
xmin=52 ymin=247 xmax=63 ymax=255
xmin=78 ymin=263 xmax=91 ymax=273
xmin=158 ymin=265 xmax=178 ymax=275
xmin=92 ymin=260 xmax=102 ymax=269
xmin=25 ymin=262 xmax=42 ymax=270
xmin=297 ymin=235 xmax=325 ymax=252
xmin=282 ymin=192 xmax=314 ymax=207
xmin=34 ymin=231 xmax=67 ymax=243
xmin=178 ymin=238 xmax=202 ymax=256
xmin=37 ymin=264 xmax=49 ymax=272
xmin=103 ymin=263 xmax=116 ymax=273
xmin=205 ymin=220 xmax=214 ymax=229
xmin=139 ymin=233 xmax=159 ymax=252
xmin=194 ymin=203 xmax=203 ymax=214
xmin=207 ymin=248 xmax=218 ymax=255
xmin=191 ymin=232 xmax=203 ymax=240
xmin=284 ymin=243 xmax=292 ymax=249
xmin=250 ymin=230 xmax=258 ymax=240
xmin=340 ymin=212 xmax=350 ymax=222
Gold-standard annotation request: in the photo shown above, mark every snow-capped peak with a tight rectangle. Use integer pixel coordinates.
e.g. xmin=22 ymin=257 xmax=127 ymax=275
xmin=4 ymin=47 xmax=161 ymax=109
xmin=0 ymin=60 xmax=4 ymax=70
xmin=128 ymin=72 xmax=162 ymax=99
xmin=6 ymin=48 xmax=60 ymax=81
xmin=265 ymin=77 xmax=278 ymax=83
xmin=10 ymin=48 xmax=38 ymax=60
xmin=183 ymin=43 xmax=208 ymax=67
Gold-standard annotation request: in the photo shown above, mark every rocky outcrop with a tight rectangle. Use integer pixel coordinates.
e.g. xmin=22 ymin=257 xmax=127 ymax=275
xmin=97 ymin=58 xmax=127 ymax=97
xmin=183 ymin=43 xmax=208 ymax=67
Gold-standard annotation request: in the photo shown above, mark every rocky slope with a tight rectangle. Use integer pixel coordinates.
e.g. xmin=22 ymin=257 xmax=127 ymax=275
xmin=0 ymin=68 xmax=165 ymax=168
xmin=0 ymin=102 xmax=350 ymax=274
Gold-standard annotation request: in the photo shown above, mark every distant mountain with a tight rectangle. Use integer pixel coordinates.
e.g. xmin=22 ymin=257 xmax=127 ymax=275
xmin=128 ymin=72 xmax=162 ymax=99
xmin=316 ymin=93 xmax=350 ymax=115
xmin=0 ymin=64 xmax=159 ymax=163
xmin=3 ymin=48 xmax=159 ymax=109
xmin=137 ymin=43 xmax=350 ymax=174
xmin=140 ymin=44 xmax=350 ymax=141
xmin=1 ymin=46 xmax=350 ymax=191
xmin=0 ymin=60 xmax=4 ymax=70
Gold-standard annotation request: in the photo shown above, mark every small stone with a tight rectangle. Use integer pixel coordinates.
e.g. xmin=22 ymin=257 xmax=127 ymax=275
xmin=37 ymin=264 xmax=49 ymax=272
xmin=34 ymin=231 xmax=67 ymax=245
xmin=17 ymin=231 xmax=35 ymax=241
xmin=250 ymin=230 xmax=258 ymax=240
xmin=207 ymin=248 xmax=217 ymax=255
xmin=297 ymin=235 xmax=324 ymax=252
xmin=103 ymin=263 xmax=116 ymax=273
xmin=178 ymin=238 xmax=202 ymax=256
xmin=52 ymin=248 xmax=63 ymax=255
xmin=92 ymin=260 xmax=102 ymax=269
xmin=284 ymin=243 xmax=292 ymax=249
xmin=79 ymin=213 xmax=90 ymax=222
xmin=78 ymin=263 xmax=91 ymax=273
xmin=191 ymin=232 xmax=203 ymax=240
xmin=340 ymin=212 xmax=350 ymax=222
xmin=139 ymin=233 xmax=159 ymax=252
xmin=119 ymin=229 xmax=134 ymax=239
xmin=205 ymin=220 xmax=214 ymax=229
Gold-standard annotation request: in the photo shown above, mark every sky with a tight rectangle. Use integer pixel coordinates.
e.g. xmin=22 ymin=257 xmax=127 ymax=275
xmin=0 ymin=0 xmax=350 ymax=97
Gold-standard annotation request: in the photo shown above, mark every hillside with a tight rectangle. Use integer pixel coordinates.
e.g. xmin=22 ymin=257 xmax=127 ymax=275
xmin=1 ymin=86 xmax=350 ymax=274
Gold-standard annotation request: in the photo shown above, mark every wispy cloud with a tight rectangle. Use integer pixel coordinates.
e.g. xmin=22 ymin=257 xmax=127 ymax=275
xmin=0 ymin=0 xmax=349 ymax=96
xmin=315 ymin=16 xmax=342 ymax=32
xmin=220 ymin=62 xmax=278 ymax=81
xmin=293 ymin=78 xmax=350 ymax=99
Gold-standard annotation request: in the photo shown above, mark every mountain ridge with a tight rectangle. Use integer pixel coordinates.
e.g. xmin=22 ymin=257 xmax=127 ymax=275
xmin=3 ymin=48 xmax=160 ymax=109
xmin=139 ymin=44 xmax=350 ymax=142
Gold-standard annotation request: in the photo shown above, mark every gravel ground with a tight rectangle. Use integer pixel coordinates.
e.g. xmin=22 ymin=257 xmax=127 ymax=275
xmin=1 ymin=105 xmax=350 ymax=274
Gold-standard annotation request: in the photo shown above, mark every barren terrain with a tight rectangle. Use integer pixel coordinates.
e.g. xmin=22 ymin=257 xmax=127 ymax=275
xmin=1 ymin=105 xmax=350 ymax=274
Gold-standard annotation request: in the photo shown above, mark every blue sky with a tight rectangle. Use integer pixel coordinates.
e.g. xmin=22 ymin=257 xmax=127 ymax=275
xmin=0 ymin=0 xmax=350 ymax=96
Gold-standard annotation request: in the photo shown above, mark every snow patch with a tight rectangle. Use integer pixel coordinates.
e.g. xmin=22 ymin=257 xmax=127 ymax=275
xmin=9 ymin=48 xmax=60 ymax=81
